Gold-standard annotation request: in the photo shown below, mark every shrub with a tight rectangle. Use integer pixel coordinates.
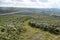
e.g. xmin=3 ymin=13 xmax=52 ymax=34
xmin=29 ymin=20 xmax=60 ymax=35
xmin=0 ymin=24 xmax=26 ymax=40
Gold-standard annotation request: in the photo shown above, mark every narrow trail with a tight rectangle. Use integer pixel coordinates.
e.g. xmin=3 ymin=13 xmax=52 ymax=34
xmin=21 ymin=19 xmax=42 ymax=40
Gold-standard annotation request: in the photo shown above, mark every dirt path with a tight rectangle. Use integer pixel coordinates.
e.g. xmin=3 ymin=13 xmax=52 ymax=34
xmin=21 ymin=19 xmax=41 ymax=40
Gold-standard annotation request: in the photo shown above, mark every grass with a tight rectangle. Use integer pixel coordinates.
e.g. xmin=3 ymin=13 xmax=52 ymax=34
xmin=20 ymin=17 xmax=60 ymax=40
xmin=0 ymin=14 xmax=60 ymax=40
xmin=20 ymin=19 xmax=41 ymax=40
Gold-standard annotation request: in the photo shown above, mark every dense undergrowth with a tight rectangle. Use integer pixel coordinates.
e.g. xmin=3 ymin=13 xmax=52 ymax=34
xmin=0 ymin=15 xmax=28 ymax=40
xmin=0 ymin=14 xmax=60 ymax=40
xmin=29 ymin=19 xmax=60 ymax=35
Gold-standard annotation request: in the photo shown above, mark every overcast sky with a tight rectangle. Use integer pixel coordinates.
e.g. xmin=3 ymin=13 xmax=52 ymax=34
xmin=0 ymin=0 xmax=60 ymax=8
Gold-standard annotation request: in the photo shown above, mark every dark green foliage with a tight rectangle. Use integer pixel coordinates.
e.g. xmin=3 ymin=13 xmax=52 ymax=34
xmin=29 ymin=20 xmax=60 ymax=35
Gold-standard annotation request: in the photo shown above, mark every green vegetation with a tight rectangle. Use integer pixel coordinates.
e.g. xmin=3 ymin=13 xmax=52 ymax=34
xmin=0 ymin=14 xmax=60 ymax=40
xmin=29 ymin=19 xmax=60 ymax=35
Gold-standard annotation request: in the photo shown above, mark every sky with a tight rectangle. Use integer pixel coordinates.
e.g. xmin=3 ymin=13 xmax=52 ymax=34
xmin=0 ymin=0 xmax=60 ymax=8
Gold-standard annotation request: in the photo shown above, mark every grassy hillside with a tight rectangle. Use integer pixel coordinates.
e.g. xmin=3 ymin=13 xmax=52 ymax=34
xmin=0 ymin=14 xmax=60 ymax=40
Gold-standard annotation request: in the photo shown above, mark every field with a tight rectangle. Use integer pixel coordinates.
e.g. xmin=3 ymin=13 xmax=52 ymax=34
xmin=0 ymin=14 xmax=60 ymax=40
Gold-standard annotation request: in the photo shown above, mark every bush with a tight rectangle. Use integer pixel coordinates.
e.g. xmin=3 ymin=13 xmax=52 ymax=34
xmin=0 ymin=24 xmax=26 ymax=40
xmin=29 ymin=20 xmax=60 ymax=35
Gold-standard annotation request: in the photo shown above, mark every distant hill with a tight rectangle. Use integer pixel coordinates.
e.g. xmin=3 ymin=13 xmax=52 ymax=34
xmin=0 ymin=7 xmax=60 ymax=16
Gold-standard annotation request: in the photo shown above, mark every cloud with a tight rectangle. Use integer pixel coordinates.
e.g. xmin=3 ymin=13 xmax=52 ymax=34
xmin=0 ymin=0 xmax=60 ymax=8
xmin=39 ymin=0 xmax=48 ymax=2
